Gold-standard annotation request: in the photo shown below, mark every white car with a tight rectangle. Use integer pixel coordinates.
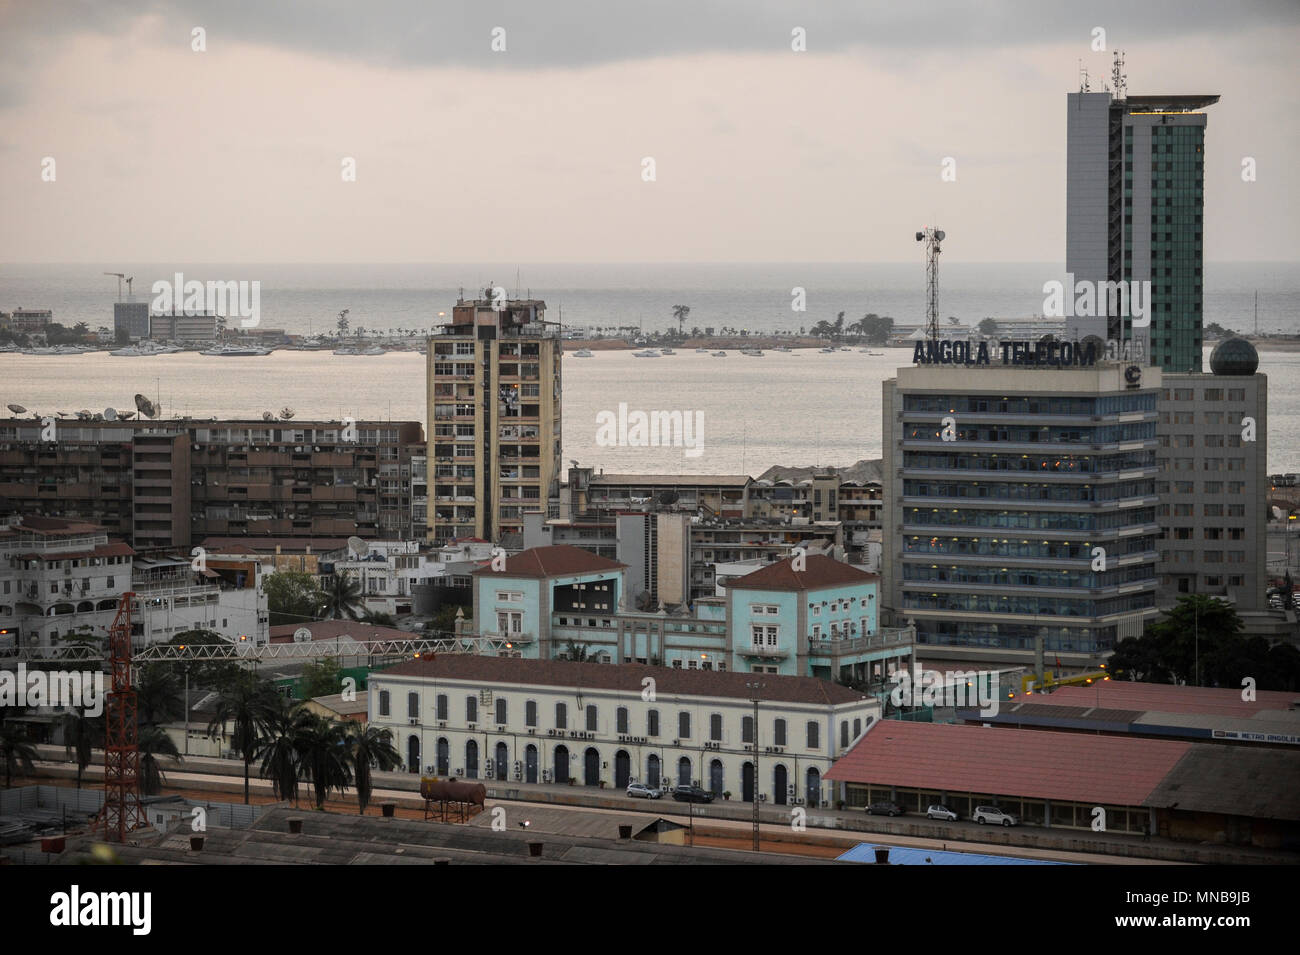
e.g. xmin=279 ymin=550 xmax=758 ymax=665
xmin=972 ymin=806 xmax=1018 ymax=827
xmin=926 ymin=804 xmax=958 ymax=821
xmin=626 ymin=783 xmax=662 ymax=800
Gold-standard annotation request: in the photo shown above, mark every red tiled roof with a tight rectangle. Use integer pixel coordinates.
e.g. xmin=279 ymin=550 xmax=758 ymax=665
xmin=824 ymin=720 xmax=1188 ymax=807
xmin=2 ymin=516 xmax=107 ymax=536
xmin=1039 ymin=681 xmax=1300 ymax=719
xmin=377 ymin=656 xmax=865 ymax=706
xmin=15 ymin=541 xmax=134 ymax=562
xmin=470 ymin=544 xmax=625 ymax=579
xmin=201 ymin=537 xmax=349 ymax=554
xmin=268 ymin=621 xmax=413 ymax=644
xmin=729 ymin=554 xmax=877 ymax=592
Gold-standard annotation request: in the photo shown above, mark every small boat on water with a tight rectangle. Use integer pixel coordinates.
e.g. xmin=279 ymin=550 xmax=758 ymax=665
xmin=572 ymin=348 xmax=594 ymax=358
xmin=633 ymin=349 xmax=660 ymax=358
xmin=695 ymin=348 xmax=710 ymax=354
xmin=659 ymin=347 xmax=675 ymax=355
xmin=202 ymin=343 xmax=271 ymax=356
xmin=111 ymin=342 xmax=181 ymax=357
xmin=361 ymin=345 xmax=387 ymax=356
xmin=819 ymin=347 xmax=837 ymax=353
xmin=712 ymin=350 xmax=726 ymax=357
xmin=741 ymin=348 xmax=763 ymax=357
xmin=775 ymin=345 xmax=793 ymax=352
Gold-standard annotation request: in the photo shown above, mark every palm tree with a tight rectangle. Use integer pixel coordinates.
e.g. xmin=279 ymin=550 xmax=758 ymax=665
xmin=138 ymin=726 xmax=182 ymax=796
xmin=259 ymin=695 xmax=307 ymax=804
xmin=296 ymin=714 xmax=353 ymax=810
xmin=62 ymin=709 xmax=102 ymax=789
xmin=137 ymin=664 xmax=184 ymax=726
xmin=362 ymin=610 xmax=397 ymax=628
xmin=671 ymin=305 xmax=690 ymax=337
xmin=324 ymin=571 xmax=364 ymax=620
xmin=832 ymin=311 xmax=845 ymax=338
xmin=208 ymin=675 xmax=275 ymax=804
xmin=0 ymin=721 xmax=37 ymax=788
xmin=345 ymin=723 xmax=402 ymax=814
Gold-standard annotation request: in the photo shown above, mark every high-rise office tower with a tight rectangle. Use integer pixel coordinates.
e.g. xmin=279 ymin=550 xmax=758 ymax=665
xmin=1066 ymin=85 xmax=1218 ymax=372
xmin=425 ymin=292 xmax=562 ymax=548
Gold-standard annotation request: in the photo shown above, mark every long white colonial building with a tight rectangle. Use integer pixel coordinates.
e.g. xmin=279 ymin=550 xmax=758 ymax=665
xmin=368 ymin=655 xmax=880 ymax=808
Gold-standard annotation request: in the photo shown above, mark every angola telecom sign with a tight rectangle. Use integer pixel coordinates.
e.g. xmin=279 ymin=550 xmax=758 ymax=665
xmin=913 ymin=339 xmax=1100 ymax=367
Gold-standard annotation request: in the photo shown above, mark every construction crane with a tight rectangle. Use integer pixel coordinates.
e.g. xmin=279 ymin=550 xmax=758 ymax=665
xmin=1013 ymin=632 xmax=1111 ymax=697
xmin=103 ymin=272 xmax=125 ymax=301
xmin=91 ymin=593 xmax=144 ymax=843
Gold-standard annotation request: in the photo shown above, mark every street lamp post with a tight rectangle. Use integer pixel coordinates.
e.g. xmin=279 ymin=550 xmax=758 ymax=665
xmin=746 ymin=680 xmax=764 ymax=852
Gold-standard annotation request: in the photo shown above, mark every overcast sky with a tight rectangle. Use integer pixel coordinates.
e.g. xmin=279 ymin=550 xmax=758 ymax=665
xmin=2 ymin=1 xmax=1296 ymax=263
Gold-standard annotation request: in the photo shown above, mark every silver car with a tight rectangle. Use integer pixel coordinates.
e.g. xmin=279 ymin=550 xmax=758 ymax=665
xmin=972 ymin=806 xmax=1018 ymax=827
xmin=926 ymin=804 xmax=958 ymax=821
xmin=626 ymin=782 xmax=662 ymax=800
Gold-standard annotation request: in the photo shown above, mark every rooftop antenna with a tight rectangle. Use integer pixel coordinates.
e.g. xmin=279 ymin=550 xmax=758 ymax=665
xmin=1111 ymin=50 xmax=1126 ymax=101
xmin=1078 ymin=59 xmax=1090 ymax=93
xmin=1254 ymin=291 xmax=1258 ymax=336
xmin=915 ymin=227 xmax=946 ymax=346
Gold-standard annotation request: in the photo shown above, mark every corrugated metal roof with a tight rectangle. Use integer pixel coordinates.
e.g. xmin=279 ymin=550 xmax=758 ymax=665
xmin=837 ymin=843 xmax=1071 ymax=865
xmin=470 ymin=544 xmax=626 ymax=579
xmin=1041 ymin=682 xmax=1300 ymax=718
xmin=824 ymin=720 xmax=1187 ymax=806
xmin=1145 ymin=745 xmax=1300 ymax=821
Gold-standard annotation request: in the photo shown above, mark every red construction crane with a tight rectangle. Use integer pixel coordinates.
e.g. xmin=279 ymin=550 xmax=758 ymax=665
xmin=92 ymin=592 xmax=144 ymax=842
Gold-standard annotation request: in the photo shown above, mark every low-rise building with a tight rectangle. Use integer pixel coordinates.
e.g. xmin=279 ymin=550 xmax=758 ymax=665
xmin=368 ymin=654 xmax=880 ymax=806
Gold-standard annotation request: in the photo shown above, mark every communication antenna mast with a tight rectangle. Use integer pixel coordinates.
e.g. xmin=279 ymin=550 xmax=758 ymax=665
xmin=1111 ymin=50 xmax=1126 ymax=101
xmin=1078 ymin=59 xmax=1090 ymax=93
xmin=915 ymin=227 xmax=946 ymax=345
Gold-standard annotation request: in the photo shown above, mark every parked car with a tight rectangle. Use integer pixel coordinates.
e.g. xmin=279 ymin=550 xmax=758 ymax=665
xmin=866 ymin=801 xmax=905 ymax=817
xmin=626 ymin=782 xmax=662 ymax=800
xmin=972 ymin=806 xmax=1018 ymax=827
xmin=671 ymin=784 xmax=715 ymax=804
xmin=926 ymin=804 xmax=958 ymax=821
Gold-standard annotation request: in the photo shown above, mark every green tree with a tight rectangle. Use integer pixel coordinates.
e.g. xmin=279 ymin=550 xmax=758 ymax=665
xmin=978 ymin=317 xmax=1000 ymax=337
xmin=208 ymin=674 xmax=276 ymax=804
xmin=362 ymin=610 xmax=397 ymax=628
xmin=258 ymin=695 xmax=307 ymax=804
xmin=138 ymin=726 xmax=182 ymax=796
xmin=0 ymin=721 xmax=37 ymax=788
xmin=296 ymin=714 xmax=353 ymax=810
xmin=859 ymin=313 xmax=894 ymax=345
xmin=300 ymin=658 xmax=345 ymax=699
xmin=166 ymin=630 xmax=246 ymax=693
xmin=345 ymin=723 xmax=402 ymax=814
xmin=136 ymin=665 xmax=184 ymax=726
xmin=671 ymin=305 xmax=691 ymax=337
xmin=265 ymin=569 xmax=325 ymax=627
xmin=323 ymin=570 xmax=364 ymax=621
xmin=428 ymin=603 xmax=470 ymax=633
xmin=559 ymin=641 xmax=589 ymax=662
xmin=62 ymin=709 xmax=102 ymax=789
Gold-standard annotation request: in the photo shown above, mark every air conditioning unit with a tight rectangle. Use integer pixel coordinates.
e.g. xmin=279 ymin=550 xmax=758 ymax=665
xmin=497 ymin=725 xmax=506 ymax=733
xmin=454 ymin=768 xmax=464 ymax=776
xmin=408 ymin=717 xmax=419 ymax=725
xmin=438 ymin=721 xmax=446 ymax=728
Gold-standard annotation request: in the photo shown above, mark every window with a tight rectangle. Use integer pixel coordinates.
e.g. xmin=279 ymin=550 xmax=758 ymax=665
xmin=525 ymin=700 xmax=537 ymax=727
xmin=436 ymin=694 xmax=448 ymax=721
xmin=678 ymin=711 xmax=691 ymax=740
xmin=774 ymin=719 xmax=787 ymax=746
xmin=497 ymin=590 xmax=522 ymax=603
xmin=742 ymin=715 xmax=754 ymax=744
xmin=647 ymin=709 xmax=660 ymax=737
xmin=379 ymin=690 xmax=390 ymax=717
xmin=751 ymin=603 xmax=779 ymax=615
xmin=586 ymin=705 xmax=598 ymax=732
xmin=407 ymin=692 xmax=419 ymax=720
xmin=616 ymin=706 xmax=629 ymax=734
xmin=495 ymin=698 xmax=507 ymax=725
xmin=466 ymin=696 xmax=478 ymax=723
xmin=555 ymin=702 xmax=567 ymax=729
xmin=806 ymin=721 xmax=820 ymax=749
xmin=751 ymin=625 xmax=778 ymax=648
xmin=710 ymin=713 xmax=723 ymax=741
xmin=840 ymin=721 xmax=849 ymax=749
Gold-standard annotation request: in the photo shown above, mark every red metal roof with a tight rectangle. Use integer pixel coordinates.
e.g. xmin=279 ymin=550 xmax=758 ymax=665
xmin=1039 ymin=681 xmax=1300 ymax=718
xmin=729 ymin=554 xmax=877 ymax=592
xmin=14 ymin=541 xmax=134 ymax=562
xmin=470 ymin=544 xmax=625 ymax=579
xmin=824 ymin=720 xmax=1189 ymax=807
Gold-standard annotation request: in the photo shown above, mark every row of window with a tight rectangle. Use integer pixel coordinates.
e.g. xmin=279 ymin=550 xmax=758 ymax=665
xmin=902 ymin=394 xmax=1156 ymax=416
xmin=902 ymin=534 xmax=1156 ymax=560
xmin=904 ymin=478 xmax=1153 ymax=504
xmin=378 ymin=690 xmax=827 ymax=748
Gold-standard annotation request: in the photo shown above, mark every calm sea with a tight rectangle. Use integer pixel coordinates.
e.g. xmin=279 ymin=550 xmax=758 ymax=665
xmin=2 ymin=348 xmax=1298 ymax=475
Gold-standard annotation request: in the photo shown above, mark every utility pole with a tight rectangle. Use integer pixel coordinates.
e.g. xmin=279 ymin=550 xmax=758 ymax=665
xmin=746 ymin=680 xmax=765 ymax=852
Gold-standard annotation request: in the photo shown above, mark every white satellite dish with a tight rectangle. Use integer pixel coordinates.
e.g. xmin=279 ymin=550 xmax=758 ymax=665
xmin=103 ymin=407 xmax=118 ymax=421
xmin=347 ymin=536 xmax=369 ymax=557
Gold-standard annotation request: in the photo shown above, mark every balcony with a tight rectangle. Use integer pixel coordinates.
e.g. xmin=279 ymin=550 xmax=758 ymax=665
xmin=482 ymin=630 xmax=534 ymax=644
xmin=808 ymin=628 xmax=914 ymax=657
xmin=738 ymin=645 xmax=788 ymax=660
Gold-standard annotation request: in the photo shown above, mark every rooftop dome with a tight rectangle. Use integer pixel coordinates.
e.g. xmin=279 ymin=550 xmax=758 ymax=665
xmin=1209 ymin=337 xmax=1259 ymax=376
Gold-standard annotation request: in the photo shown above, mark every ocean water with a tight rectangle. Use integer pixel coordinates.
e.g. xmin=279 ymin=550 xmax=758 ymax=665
xmin=1 ymin=346 xmax=1298 ymax=474
xmin=2 ymin=262 xmax=1299 ymax=338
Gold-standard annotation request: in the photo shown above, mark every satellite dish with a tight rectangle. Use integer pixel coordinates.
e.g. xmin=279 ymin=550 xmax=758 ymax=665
xmin=119 ymin=411 xmax=136 ymax=420
xmin=262 ymin=411 xmax=274 ymax=421
xmin=935 ymin=230 xmax=946 ymax=241
xmin=6 ymin=404 xmax=25 ymax=414
xmin=280 ymin=407 xmax=295 ymax=420
xmin=134 ymin=394 xmax=158 ymax=419
xmin=103 ymin=407 xmax=118 ymax=421
xmin=348 ymin=536 xmax=369 ymax=557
